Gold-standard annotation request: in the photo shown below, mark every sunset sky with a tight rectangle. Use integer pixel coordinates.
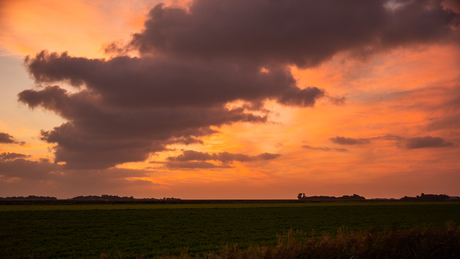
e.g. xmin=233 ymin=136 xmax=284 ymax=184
xmin=1 ymin=0 xmax=459 ymax=199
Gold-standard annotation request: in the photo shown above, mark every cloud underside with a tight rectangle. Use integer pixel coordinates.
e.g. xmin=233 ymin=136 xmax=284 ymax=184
xmin=0 ymin=153 xmax=150 ymax=192
xmin=328 ymin=135 xmax=454 ymax=149
xmin=428 ymin=117 xmax=460 ymax=131
xmin=0 ymin=152 xmax=30 ymax=161
xmin=158 ymin=150 xmax=281 ymax=169
xmin=0 ymin=133 xmax=15 ymax=144
xmin=405 ymin=136 xmax=454 ymax=149
xmin=17 ymin=0 xmax=459 ymax=170
xmin=330 ymin=136 xmax=372 ymax=145
xmin=129 ymin=0 xmax=459 ymax=67
xmin=0 ymin=132 xmax=24 ymax=145
xmin=302 ymin=145 xmax=348 ymax=152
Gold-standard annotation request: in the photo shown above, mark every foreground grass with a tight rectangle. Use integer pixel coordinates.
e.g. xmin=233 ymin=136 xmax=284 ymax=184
xmin=151 ymin=223 xmax=460 ymax=259
xmin=1 ymin=201 xmax=456 ymax=211
xmin=1 ymin=203 xmax=459 ymax=258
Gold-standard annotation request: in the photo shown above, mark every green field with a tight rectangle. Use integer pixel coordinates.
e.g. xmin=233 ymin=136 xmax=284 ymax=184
xmin=0 ymin=202 xmax=459 ymax=258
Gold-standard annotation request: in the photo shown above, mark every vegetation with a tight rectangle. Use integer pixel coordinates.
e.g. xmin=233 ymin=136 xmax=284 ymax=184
xmin=0 ymin=195 xmax=181 ymax=202
xmin=0 ymin=202 xmax=459 ymax=258
xmin=0 ymin=195 xmax=57 ymax=200
xmin=296 ymin=192 xmax=457 ymax=201
xmin=153 ymin=223 xmax=460 ymax=259
xmin=400 ymin=193 xmax=453 ymax=201
xmin=297 ymin=193 xmax=366 ymax=200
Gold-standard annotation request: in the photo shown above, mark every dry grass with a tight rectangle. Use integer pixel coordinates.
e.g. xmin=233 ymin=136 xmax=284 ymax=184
xmin=150 ymin=222 xmax=460 ymax=259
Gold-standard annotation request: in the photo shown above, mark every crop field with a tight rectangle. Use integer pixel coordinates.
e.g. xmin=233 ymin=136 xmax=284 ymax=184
xmin=0 ymin=202 xmax=459 ymax=258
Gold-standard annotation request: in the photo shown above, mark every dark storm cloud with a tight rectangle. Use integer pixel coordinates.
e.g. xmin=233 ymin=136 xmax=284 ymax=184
xmin=0 ymin=132 xmax=24 ymax=145
xmin=17 ymin=0 xmax=459 ymax=170
xmin=24 ymin=51 xmax=323 ymax=108
xmin=406 ymin=136 xmax=454 ymax=149
xmin=18 ymin=83 xmax=274 ymax=169
xmin=0 ymin=152 xmax=30 ymax=161
xmin=330 ymin=136 xmax=372 ymax=145
xmin=167 ymin=150 xmax=281 ymax=163
xmin=19 ymin=49 xmax=321 ymax=169
xmin=128 ymin=0 xmax=459 ymax=67
xmin=0 ymin=158 xmax=62 ymax=180
xmin=0 ymin=155 xmax=151 ymax=196
xmin=302 ymin=145 xmax=348 ymax=152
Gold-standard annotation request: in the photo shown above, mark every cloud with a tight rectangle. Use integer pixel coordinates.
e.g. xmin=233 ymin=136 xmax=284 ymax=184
xmin=16 ymin=0 xmax=459 ymax=171
xmin=163 ymin=161 xmax=232 ymax=169
xmin=128 ymin=0 xmax=459 ymax=67
xmin=427 ymin=114 xmax=460 ymax=131
xmin=426 ymin=88 xmax=460 ymax=131
xmin=327 ymin=134 xmax=455 ymax=150
xmin=0 ymin=152 xmax=149 ymax=181
xmin=375 ymin=135 xmax=405 ymax=141
xmin=160 ymin=150 xmax=280 ymax=169
xmin=167 ymin=150 xmax=281 ymax=163
xmin=19 ymin=49 xmax=320 ymax=169
xmin=330 ymin=136 xmax=371 ymax=145
xmin=0 ymin=158 xmax=62 ymax=180
xmin=0 ymin=152 xmax=30 ymax=161
xmin=302 ymin=145 xmax=348 ymax=152
xmin=23 ymin=51 xmax=324 ymax=109
xmin=327 ymin=96 xmax=347 ymax=105
xmin=0 ymin=155 xmax=154 ymax=198
xmin=0 ymin=132 xmax=24 ymax=145
xmin=17 ymin=82 xmax=274 ymax=169
xmin=0 ymin=132 xmax=15 ymax=144
xmin=406 ymin=136 xmax=454 ymax=149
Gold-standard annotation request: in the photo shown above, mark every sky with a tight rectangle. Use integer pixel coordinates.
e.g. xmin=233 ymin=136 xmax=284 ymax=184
xmin=0 ymin=0 xmax=459 ymax=199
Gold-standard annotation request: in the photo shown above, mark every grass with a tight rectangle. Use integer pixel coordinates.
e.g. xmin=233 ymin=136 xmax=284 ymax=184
xmin=152 ymin=223 xmax=460 ymax=259
xmin=0 ymin=202 xmax=459 ymax=258
xmin=1 ymin=201 xmax=455 ymax=211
